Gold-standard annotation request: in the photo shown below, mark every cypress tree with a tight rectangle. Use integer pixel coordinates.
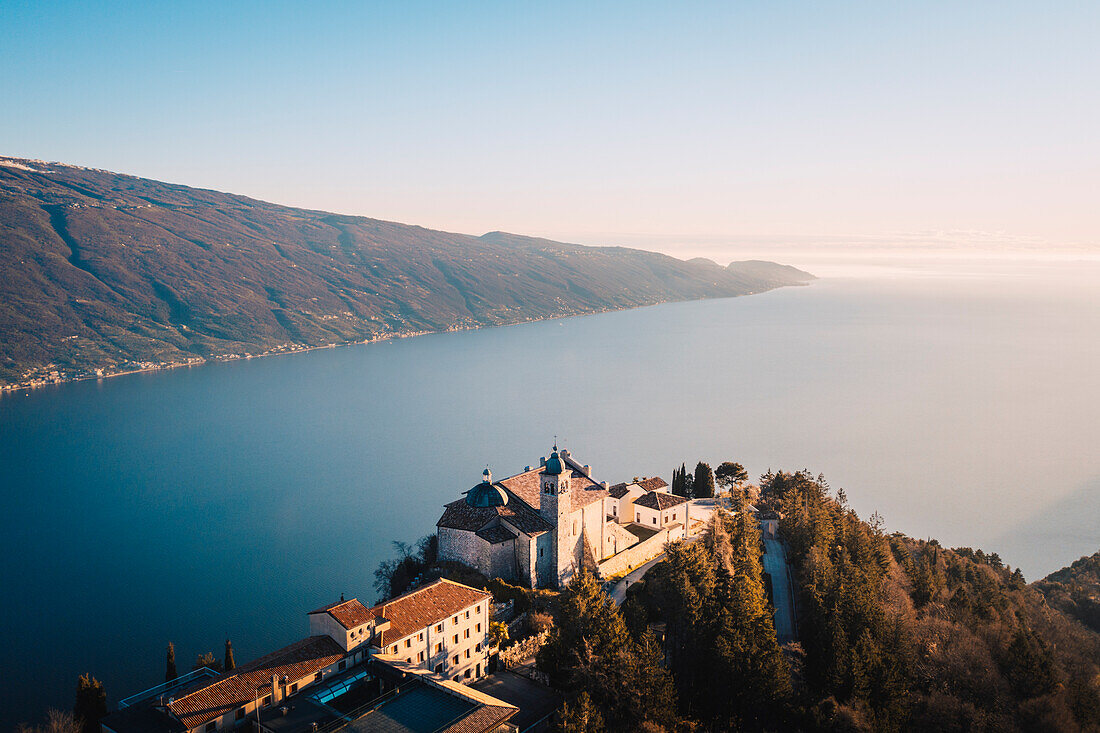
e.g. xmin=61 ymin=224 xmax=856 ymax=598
xmin=682 ymin=463 xmax=694 ymax=498
xmin=74 ymin=674 xmax=107 ymax=733
xmin=224 ymin=639 xmax=236 ymax=672
xmin=694 ymin=461 xmax=715 ymax=499
xmin=165 ymin=642 xmax=177 ymax=682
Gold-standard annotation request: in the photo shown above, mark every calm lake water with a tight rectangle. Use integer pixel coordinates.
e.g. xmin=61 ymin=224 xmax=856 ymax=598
xmin=1 ymin=258 xmax=1098 ymax=727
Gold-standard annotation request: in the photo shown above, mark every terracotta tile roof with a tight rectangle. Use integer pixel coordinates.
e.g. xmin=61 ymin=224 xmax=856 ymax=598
xmin=475 ymin=525 xmax=517 ymax=544
xmin=607 ymin=482 xmax=631 ymax=499
xmin=437 ymin=495 xmax=552 ymax=536
xmin=634 ymin=491 xmax=689 ymax=510
xmin=636 ymin=477 xmax=669 ymax=493
xmin=437 ymin=499 xmax=497 ymax=532
xmin=308 ymin=598 xmax=375 ymax=630
xmin=372 ymin=579 xmax=492 ymax=647
xmin=496 ymin=469 xmax=541 ymax=508
xmin=167 ymin=636 xmax=344 ymax=729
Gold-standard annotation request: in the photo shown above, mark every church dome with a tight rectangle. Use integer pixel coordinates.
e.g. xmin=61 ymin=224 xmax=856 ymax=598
xmin=466 ymin=470 xmax=508 ymax=508
xmin=543 ymin=450 xmax=564 ymax=476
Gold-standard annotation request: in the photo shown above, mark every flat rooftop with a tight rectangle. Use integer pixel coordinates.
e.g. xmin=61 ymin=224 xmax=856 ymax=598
xmin=472 ymin=671 xmax=561 ymax=732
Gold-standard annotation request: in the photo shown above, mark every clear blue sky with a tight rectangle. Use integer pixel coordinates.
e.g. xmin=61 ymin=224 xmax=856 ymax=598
xmin=2 ymin=1 xmax=1097 ymax=250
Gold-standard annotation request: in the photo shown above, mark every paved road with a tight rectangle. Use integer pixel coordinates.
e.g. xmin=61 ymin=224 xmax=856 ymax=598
xmin=608 ymin=553 xmax=667 ymax=605
xmin=762 ymin=538 xmax=796 ymax=643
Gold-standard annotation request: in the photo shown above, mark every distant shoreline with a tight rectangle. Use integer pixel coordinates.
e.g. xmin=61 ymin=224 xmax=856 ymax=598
xmin=0 ymin=285 xmax=809 ymax=395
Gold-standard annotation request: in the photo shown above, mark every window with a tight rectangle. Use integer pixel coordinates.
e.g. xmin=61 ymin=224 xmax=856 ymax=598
xmin=672 ymin=513 xmax=676 ymax=521
xmin=453 ymin=615 xmax=459 ymax=624
xmin=235 ymin=709 xmax=245 ymax=721
xmin=262 ymin=696 xmax=272 ymax=707
xmin=476 ymin=623 xmax=481 ymax=633
xmin=289 ymin=683 xmax=298 ymax=694
xmin=453 ymin=634 xmax=459 ymax=644
xmin=636 ymin=513 xmax=641 ymax=522
xmin=613 ymin=505 xmax=617 ymax=515
xmin=453 ymin=655 xmax=459 ymax=665
xmin=418 ymin=632 xmax=424 ymax=641
xmin=477 ymin=604 xmax=482 ymax=614
xmin=539 ymin=548 xmax=544 ymax=557
xmin=464 ymin=669 xmax=471 ymax=678
xmin=476 ymin=663 xmax=481 ymax=677
xmin=475 ymin=642 xmax=482 ymax=652
xmin=205 ymin=722 xmax=217 ymax=732
xmin=652 ymin=517 xmax=657 ymax=525
xmin=436 ymin=623 xmax=442 ymax=632
xmin=434 ymin=642 xmax=442 ymax=653
xmin=404 ymin=639 xmax=411 ymax=648
xmin=464 ymin=629 xmax=470 ymax=639
xmin=391 ymin=646 xmax=397 ymax=654
xmin=314 ymin=672 xmax=322 ymax=682
xmin=465 ymin=610 xmax=470 ymax=619
xmin=418 ymin=651 xmax=424 ymax=662
xmin=435 ymin=663 xmax=443 ymax=673
xmin=406 ymin=657 xmax=411 ymax=663
xmin=338 ymin=660 xmax=346 ymax=671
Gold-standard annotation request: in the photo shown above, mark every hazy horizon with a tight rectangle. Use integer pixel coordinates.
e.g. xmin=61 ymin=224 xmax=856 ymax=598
xmin=4 ymin=1 xmax=1099 ymax=255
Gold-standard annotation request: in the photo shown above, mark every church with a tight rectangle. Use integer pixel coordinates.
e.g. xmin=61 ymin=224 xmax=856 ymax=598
xmin=436 ymin=446 xmax=687 ymax=588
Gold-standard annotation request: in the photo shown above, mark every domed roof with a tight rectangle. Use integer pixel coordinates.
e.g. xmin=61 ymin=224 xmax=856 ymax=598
xmin=543 ymin=449 xmax=564 ymax=476
xmin=466 ymin=471 xmax=508 ymax=508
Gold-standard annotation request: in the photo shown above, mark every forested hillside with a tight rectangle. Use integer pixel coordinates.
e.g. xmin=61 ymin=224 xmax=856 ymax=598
xmin=538 ymin=470 xmax=1100 ymax=732
xmin=0 ymin=157 xmax=812 ymax=388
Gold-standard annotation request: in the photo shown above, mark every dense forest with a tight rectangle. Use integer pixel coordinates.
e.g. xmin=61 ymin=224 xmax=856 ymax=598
xmin=536 ymin=469 xmax=1100 ymax=731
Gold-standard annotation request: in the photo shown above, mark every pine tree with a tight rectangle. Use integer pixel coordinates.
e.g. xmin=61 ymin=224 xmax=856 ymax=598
xmin=224 ymin=639 xmax=235 ymax=672
xmin=73 ymin=674 xmax=107 ymax=733
xmin=557 ymin=691 xmax=605 ymax=733
xmin=694 ymin=461 xmax=715 ymax=499
xmin=165 ymin=642 xmax=177 ymax=682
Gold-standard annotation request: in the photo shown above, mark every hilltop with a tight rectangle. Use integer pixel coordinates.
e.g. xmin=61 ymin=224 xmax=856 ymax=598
xmin=0 ymin=157 xmax=813 ymax=388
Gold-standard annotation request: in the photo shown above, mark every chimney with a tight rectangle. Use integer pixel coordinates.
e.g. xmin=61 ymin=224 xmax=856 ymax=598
xmin=600 ymin=481 xmax=609 ymax=489
xmin=524 ymin=466 xmax=531 ymax=472
xmin=582 ymin=464 xmax=591 ymax=476
xmin=271 ymin=675 xmax=279 ymax=703
xmin=540 ymin=457 xmax=546 ymax=467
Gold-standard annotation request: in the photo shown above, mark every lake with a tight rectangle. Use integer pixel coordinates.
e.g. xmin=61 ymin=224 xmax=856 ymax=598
xmin=1 ymin=257 xmax=1097 ymax=727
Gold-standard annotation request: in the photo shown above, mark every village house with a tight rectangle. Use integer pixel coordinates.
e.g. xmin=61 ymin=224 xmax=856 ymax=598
xmin=437 ymin=446 xmax=682 ymax=588
xmin=101 ymin=580 xmax=506 ymax=733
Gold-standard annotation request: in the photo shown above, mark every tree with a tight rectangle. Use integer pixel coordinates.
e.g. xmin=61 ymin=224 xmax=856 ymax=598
xmin=193 ymin=652 xmax=223 ymax=672
xmin=165 ymin=642 xmax=177 ymax=682
xmin=488 ymin=621 xmax=509 ymax=649
xmin=715 ymin=461 xmax=748 ymax=493
xmin=539 ymin=571 xmax=678 ymax=730
xmin=224 ymin=639 xmax=236 ymax=672
xmin=73 ymin=675 xmax=107 ymax=733
xmin=694 ymin=461 xmax=715 ymax=499
xmin=671 ymin=465 xmax=685 ymax=497
xmin=18 ymin=710 xmax=82 ymax=733
xmin=556 ymin=691 xmax=604 ymax=733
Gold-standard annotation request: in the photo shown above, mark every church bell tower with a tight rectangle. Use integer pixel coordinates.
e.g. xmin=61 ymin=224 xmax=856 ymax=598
xmin=540 ymin=446 xmax=574 ymax=586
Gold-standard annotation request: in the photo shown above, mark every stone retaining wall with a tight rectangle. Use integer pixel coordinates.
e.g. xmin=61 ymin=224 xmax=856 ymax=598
xmin=597 ymin=528 xmax=671 ymax=578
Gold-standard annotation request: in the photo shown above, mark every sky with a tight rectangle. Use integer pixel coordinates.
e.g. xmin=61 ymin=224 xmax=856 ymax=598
xmin=2 ymin=1 xmax=1098 ymax=255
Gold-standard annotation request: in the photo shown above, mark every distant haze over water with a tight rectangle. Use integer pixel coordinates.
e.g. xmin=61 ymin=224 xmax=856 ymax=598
xmin=0 ymin=257 xmax=1097 ymax=727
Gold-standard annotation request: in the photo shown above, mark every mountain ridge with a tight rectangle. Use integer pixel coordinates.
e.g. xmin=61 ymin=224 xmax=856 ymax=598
xmin=0 ymin=156 xmax=813 ymax=389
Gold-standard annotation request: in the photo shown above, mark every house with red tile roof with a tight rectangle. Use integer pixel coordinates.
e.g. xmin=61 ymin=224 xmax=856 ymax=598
xmin=101 ymin=580 xmax=510 ymax=733
xmin=369 ymin=578 xmax=493 ymax=683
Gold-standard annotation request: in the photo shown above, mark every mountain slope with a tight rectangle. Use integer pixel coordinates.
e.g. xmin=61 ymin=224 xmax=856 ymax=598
xmin=0 ymin=157 xmax=813 ymax=388
xmin=1036 ymin=550 xmax=1100 ymax=635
